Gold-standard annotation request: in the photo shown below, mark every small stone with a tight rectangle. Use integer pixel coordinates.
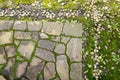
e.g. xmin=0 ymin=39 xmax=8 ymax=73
xmin=27 ymin=21 xmax=42 ymax=31
xmin=70 ymin=63 xmax=82 ymax=80
xmin=0 ymin=31 xmax=13 ymax=45
xmin=56 ymin=55 xmax=69 ymax=80
xmin=18 ymin=41 xmax=35 ymax=59
xmin=0 ymin=47 xmax=6 ymax=64
xmin=5 ymin=46 xmax=16 ymax=57
xmin=42 ymin=22 xmax=63 ymax=35
xmin=13 ymin=21 xmax=27 ymax=30
xmin=36 ymin=48 xmax=55 ymax=61
xmin=0 ymin=75 xmax=6 ymax=80
xmin=61 ymin=37 xmax=70 ymax=44
xmin=14 ymin=31 xmax=31 ymax=39
xmin=54 ymin=44 xmax=65 ymax=54
xmin=0 ymin=20 xmax=13 ymax=30
xmin=17 ymin=62 xmax=27 ymax=78
xmin=63 ymin=23 xmax=82 ymax=37
xmin=38 ymin=40 xmax=54 ymax=51
xmin=40 ymin=33 xmax=49 ymax=39
xmin=51 ymin=37 xmax=60 ymax=42
xmin=67 ymin=38 xmax=82 ymax=62
xmin=44 ymin=62 xmax=55 ymax=80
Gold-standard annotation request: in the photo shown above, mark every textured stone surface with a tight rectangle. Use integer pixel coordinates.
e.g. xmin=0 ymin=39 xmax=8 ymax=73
xmin=44 ymin=62 xmax=56 ymax=80
xmin=63 ymin=23 xmax=82 ymax=37
xmin=67 ymin=38 xmax=82 ymax=62
xmin=0 ymin=20 xmax=13 ymax=30
xmin=55 ymin=44 xmax=65 ymax=54
xmin=42 ymin=22 xmax=63 ymax=35
xmin=28 ymin=21 xmax=42 ymax=31
xmin=14 ymin=21 xmax=27 ymax=30
xmin=14 ymin=31 xmax=31 ymax=39
xmin=70 ymin=63 xmax=82 ymax=80
xmin=36 ymin=48 xmax=55 ymax=61
xmin=0 ymin=21 xmax=83 ymax=80
xmin=0 ymin=31 xmax=13 ymax=45
xmin=38 ymin=40 xmax=54 ymax=51
xmin=56 ymin=55 xmax=69 ymax=80
xmin=18 ymin=41 xmax=35 ymax=59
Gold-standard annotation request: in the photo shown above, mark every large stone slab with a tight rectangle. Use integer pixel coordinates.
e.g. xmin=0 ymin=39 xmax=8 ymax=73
xmin=27 ymin=21 xmax=42 ymax=31
xmin=0 ymin=31 xmax=13 ymax=45
xmin=14 ymin=31 xmax=31 ymax=39
xmin=26 ymin=58 xmax=44 ymax=80
xmin=38 ymin=40 xmax=55 ymax=51
xmin=56 ymin=55 xmax=69 ymax=80
xmin=42 ymin=22 xmax=63 ymax=35
xmin=18 ymin=41 xmax=35 ymax=59
xmin=17 ymin=62 xmax=27 ymax=78
xmin=70 ymin=63 xmax=82 ymax=80
xmin=44 ymin=62 xmax=56 ymax=80
xmin=0 ymin=20 xmax=13 ymax=30
xmin=36 ymin=48 xmax=55 ymax=61
xmin=13 ymin=21 xmax=27 ymax=30
xmin=63 ymin=23 xmax=82 ymax=37
xmin=67 ymin=38 xmax=82 ymax=62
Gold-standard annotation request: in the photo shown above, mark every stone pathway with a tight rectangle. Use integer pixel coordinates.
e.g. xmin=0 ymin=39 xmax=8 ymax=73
xmin=0 ymin=20 xmax=83 ymax=80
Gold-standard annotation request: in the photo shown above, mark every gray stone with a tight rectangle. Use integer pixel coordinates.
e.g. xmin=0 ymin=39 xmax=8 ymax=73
xmin=63 ymin=23 xmax=82 ymax=37
xmin=14 ymin=31 xmax=31 ymax=39
xmin=61 ymin=37 xmax=70 ymax=44
xmin=38 ymin=40 xmax=54 ymax=51
xmin=17 ymin=62 xmax=27 ymax=78
xmin=3 ymin=58 xmax=15 ymax=80
xmin=13 ymin=21 xmax=27 ymax=30
xmin=32 ymin=32 xmax=39 ymax=41
xmin=5 ymin=46 xmax=16 ymax=57
xmin=54 ymin=44 xmax=65 ymax=54
xmin=40 ymin=33 xmax=49 ymax=39
xmin=0 ymin=31 xmax=13 ymax=45
xmin=0 ymin=47 xmax=6 ymax=64
xmin=26 ymin=59 xmax=44 ymax=80
xmin=70 ymin=63 xmax=82 ymax=80
xmin=27 ymin=21 xmax=42 ymax=31
xmin=42 ymin=22 xmax=63 ymax=35
xmin=56 ymin=55 xmax=69 ymax=80
xmin=18 ymin=41 xmax=35 ymax=59
xmin=36 ymin=48 xmax=55 ymax=61
xmin=0 ymin=75 xmax=6 ymax=80
xmin=44 ymin=62 xmax=55 ymax=80
xmin=0 ymin=20 xmax=13 ymax=30
xmin=67 ymin=38 xmax=82 ymax=62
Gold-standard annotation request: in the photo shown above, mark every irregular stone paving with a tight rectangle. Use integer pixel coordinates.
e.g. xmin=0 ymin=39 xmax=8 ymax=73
xmin=0 ymin=20 xmax=83 ymax=80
